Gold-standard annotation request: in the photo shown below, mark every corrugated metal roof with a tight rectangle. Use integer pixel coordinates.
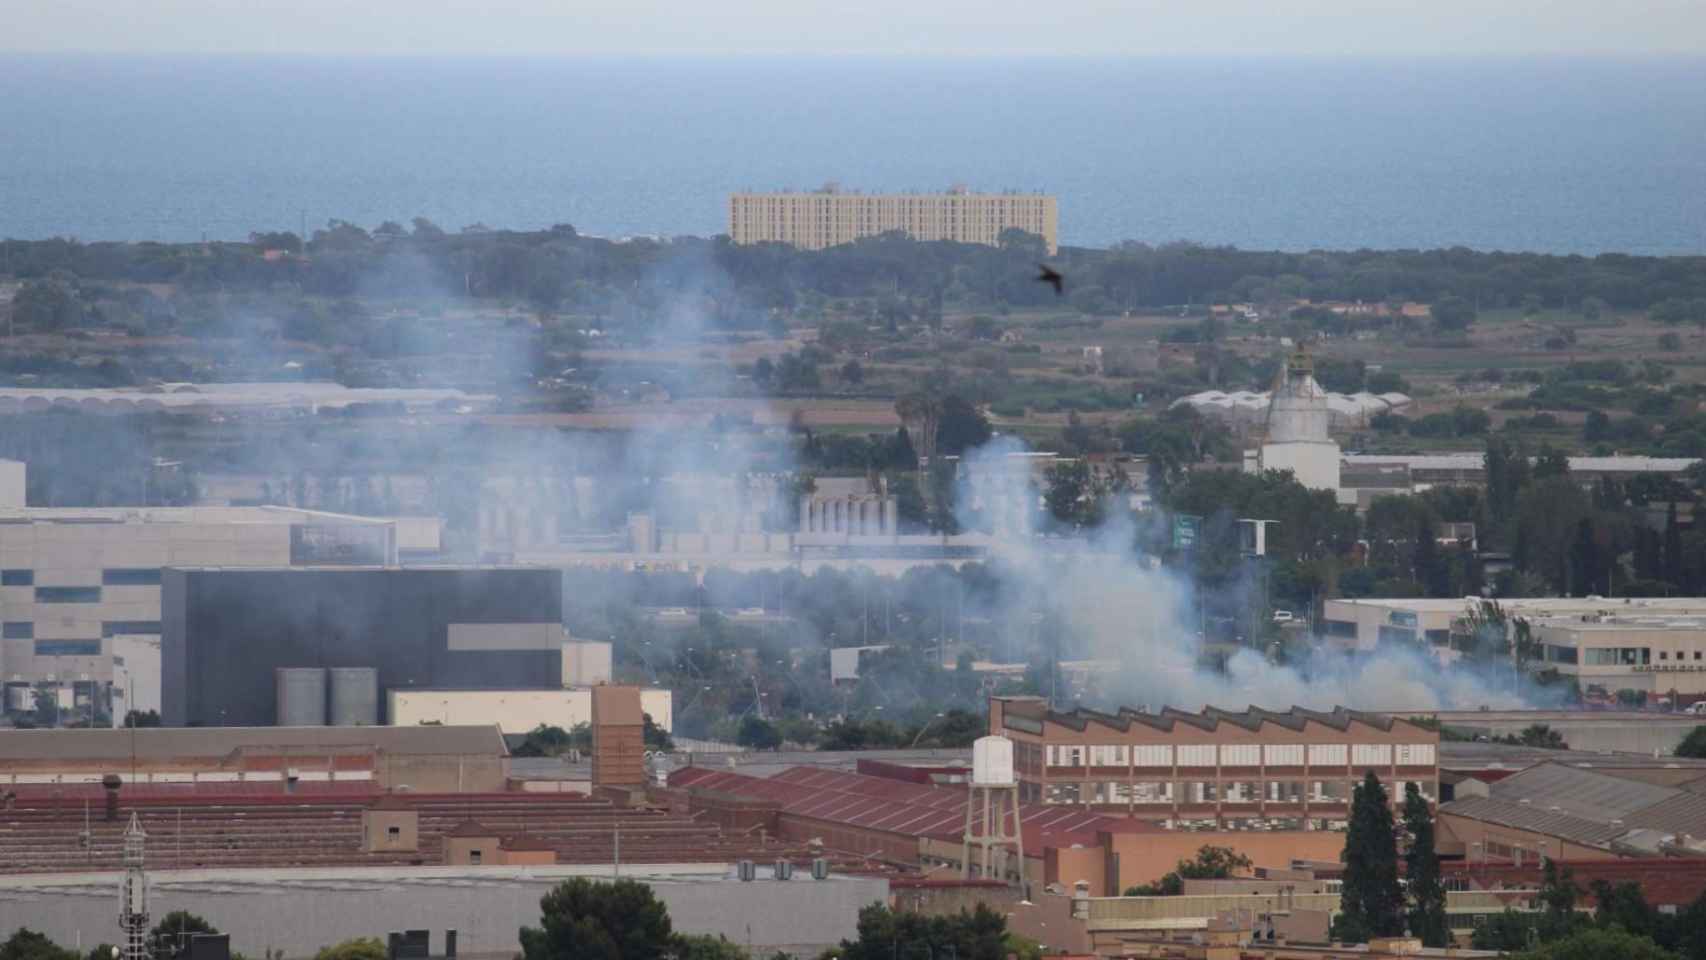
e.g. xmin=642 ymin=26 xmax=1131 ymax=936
xmin=1489 ymin=762 xmax=1679 ymax=821
xmin=670 ymin=765 xmax=1156 ymax=850
xmin=1438 ymin=796 xmax=1625 ymax=847
xmin=0 ymin=725 xmax=508 ymax=761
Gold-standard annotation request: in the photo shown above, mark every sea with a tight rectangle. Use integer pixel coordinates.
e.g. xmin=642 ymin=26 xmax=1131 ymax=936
xmin=1 ymin=55 xmax=1703 ymax=254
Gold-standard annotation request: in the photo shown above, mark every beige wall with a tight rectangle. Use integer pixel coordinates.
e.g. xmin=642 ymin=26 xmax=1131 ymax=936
xmin=1533 ymin=622 xmax=1706 ymax=695
xmin=1435 ymin=812 xmax=1613 ymax=864
xmin=1106 ymin=831 xmax=1348 ymax=894
xmin=362 ymin=808 xmax=419 ymax=853
xmin=389 ymin=687 xmax=672 ymax=734
xmin=729 ymin=191 xmax=1059 ymax=254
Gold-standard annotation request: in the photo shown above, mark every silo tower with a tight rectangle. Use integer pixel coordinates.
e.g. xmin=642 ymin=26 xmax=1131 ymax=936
xmin=962 ymin=735 xmax=1023 ymax=886
xmin=1257 ymin=348 xmax=1341 ymax=492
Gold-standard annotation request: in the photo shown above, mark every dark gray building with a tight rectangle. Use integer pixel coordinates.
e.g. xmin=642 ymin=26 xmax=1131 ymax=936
xmin=162 ymin=566 xmax=562 ymax=726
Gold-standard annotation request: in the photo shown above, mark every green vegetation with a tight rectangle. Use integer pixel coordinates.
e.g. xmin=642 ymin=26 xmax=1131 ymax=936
xmin=520 ymin=878 xmax=679 ymax=960
xmin=150 ymin=912 xmax=218 ymax=960
xmin=1678 ymin=726 xmax=1706 ymax=759
xmin=832 ymin=904 xmax=1028 ymax=960
xmin=1121 ymin=844 xmax=1252 ymax=896
xmin=1401 ymin=783 xmax=1448 ymax=948
xmin=310 ymin=941 xmax=387 ymax=960
xmin=1332 ymin=773 xmax=1405 ymax=943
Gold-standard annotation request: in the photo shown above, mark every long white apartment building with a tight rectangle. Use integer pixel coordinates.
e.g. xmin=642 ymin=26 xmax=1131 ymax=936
xmin=0 ymin=499 xmax=434 ymax=723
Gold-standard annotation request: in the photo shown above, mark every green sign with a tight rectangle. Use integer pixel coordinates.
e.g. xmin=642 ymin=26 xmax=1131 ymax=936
xmin=1173 ymin=514 xmax=1202 ymax=549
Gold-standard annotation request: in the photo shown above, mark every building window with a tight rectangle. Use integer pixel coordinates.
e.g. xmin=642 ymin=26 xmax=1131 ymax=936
xmin=1307 ymin=744 xmax=1348 ymax=766
xmin=1547 ymin=645 xmax=1579 ymax=665
xmin=2 ymin=622 xmax=33 ymax=640
xmin=1 ymin=569 xmax=33 ymax=586
xmin=102 ymin=621 xmax=162 ymax=637
xmin=1047 ymin=745 xmax=1086 ymax=768
xmin=1223 ymin=781 xmax=1261 ymax=803
xmin=102 ymin=569 xmax=162 ymax=586
xmin=1266 ymin=781 xmax=1304 ymax=803
xmin=1089 ymin=745 xmax=1129 ymax=767
xmin=1220 ymin=744 xmax=1261 ymax=767
xmin=1396 ymin=744 xmax=1436 ymax=766
xmin=1265 ymin=744 xmax=1305 ymax=766
xmin=35 ymin=640 xmax=101 ymax=656
xmin=468 ymin=849 xmax=482 ymax=865
xmin=1660 ymin=651 xmax=1669 ymax=661
xmin=1132 ymin=744 xmax=1173 ymax=767
xmin=1311 ymin=780 xmax=1349 ymax=802
xmin=387 ymin=826 xmax=401 ymax=840
xmin=1352 ymin=744 xmax=1393 ymax=766
xmin=36 ymin=586 xmax=100 ymax=604
xmin=1043 ymin=783 xmax=1081 ymax=805
xmin=1132 ymin=781 xmax=1173 ymax=804
xmin=1424 ymin=629 xmax=1450 ymax=646
xmin=1177 ymin=744 xmax=1217 ymax=767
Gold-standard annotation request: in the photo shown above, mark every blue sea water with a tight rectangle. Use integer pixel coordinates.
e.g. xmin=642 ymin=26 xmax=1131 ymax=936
xmin=0 ymin=55 xmax=1703 ymax=254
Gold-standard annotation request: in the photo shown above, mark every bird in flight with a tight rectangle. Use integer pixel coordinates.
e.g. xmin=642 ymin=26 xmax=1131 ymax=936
xmin=1036 ymin=263 xmax=1064 ymax=296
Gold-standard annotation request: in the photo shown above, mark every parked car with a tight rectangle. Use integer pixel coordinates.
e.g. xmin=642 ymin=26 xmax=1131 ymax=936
xmin=1271 ymin=610 xmax=1294 ymax=624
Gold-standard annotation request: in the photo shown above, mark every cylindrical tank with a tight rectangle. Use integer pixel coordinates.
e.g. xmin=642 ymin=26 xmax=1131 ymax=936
xmin=328 ymin=667 xmax=379 ymax=726
xmin=275 ymin=667 xmax=328 ymax=726
xmin=972 ymin=735 xmax=1015 ymax=786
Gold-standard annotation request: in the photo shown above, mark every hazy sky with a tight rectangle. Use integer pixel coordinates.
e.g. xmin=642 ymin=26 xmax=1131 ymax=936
xmin=5 ymin=0 xmax=1705 ymax=55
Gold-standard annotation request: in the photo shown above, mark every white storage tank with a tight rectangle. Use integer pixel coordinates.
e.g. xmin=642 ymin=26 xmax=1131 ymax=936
xmin=328 ymin=667 xmax=379 ymax=726
xmin=275 ymin=667 xmax=328 ymax=726
xmin=972 ymin=735 xmax=1015 ymax=786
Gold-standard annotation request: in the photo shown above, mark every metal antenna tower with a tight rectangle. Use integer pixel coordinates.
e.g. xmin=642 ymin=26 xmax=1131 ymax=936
xmin=119 ymin=813 xmax=150 ymax=960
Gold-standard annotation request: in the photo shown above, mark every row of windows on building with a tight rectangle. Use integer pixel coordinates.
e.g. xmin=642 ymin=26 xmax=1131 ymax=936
xmin=1040 ymin=778 xmax=1436 ymax=806
xmin=3 ymin=568 xmax=163 ymax=589
xmin=4 ymin=621 xmax=161 ymax=655
xmin=1541 ymin=644 xmax=1705 ymax=665
xmin=1042 ymin=742 xmax=1437 ymax=769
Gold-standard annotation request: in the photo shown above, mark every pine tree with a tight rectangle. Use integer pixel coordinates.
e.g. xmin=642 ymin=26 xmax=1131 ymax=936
xmin=1334 ymin=771 xmax=1405 ymax=943
xmin=1401 ymin=783 xmax=1448 ymax=947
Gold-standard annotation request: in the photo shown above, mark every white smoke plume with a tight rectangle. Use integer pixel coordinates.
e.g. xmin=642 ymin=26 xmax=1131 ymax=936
xmin=952 ymin=438 xmax=1548 ymax=715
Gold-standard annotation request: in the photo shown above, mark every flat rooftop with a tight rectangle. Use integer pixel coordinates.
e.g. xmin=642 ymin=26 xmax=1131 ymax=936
xmin=0 ymin=505 xmax=391 ymax=526
xmin=1327 ymin=597 xmax=1706 ymax=614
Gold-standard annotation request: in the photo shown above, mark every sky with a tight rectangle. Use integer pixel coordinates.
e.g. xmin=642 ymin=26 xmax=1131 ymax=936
xmin=4 ymin=0 xmax=1705 ymax=56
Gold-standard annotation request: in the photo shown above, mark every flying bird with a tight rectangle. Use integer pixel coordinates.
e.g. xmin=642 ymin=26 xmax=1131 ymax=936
xmin=1036 ymin=263 xmax=1064 ymax=296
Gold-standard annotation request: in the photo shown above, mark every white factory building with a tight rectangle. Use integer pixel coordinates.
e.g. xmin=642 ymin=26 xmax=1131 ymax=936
xmin=0 ymin=471 xmax=439 ymax=725
xmin=1322 ymin=596 xmax=1706 ymax=653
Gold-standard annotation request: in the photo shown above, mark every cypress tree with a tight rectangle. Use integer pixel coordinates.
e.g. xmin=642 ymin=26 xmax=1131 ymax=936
xmin=1664 ymin=500 xmax=1683 ymax=588
xmin=1401 ymin=783 xmax=1448 ymax=947
xmin=1334 ymin=771 xmax=1405 ymax=943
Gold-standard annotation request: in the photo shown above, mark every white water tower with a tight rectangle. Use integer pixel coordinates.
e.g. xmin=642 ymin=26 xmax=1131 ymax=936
xmin=963 ymin=735 xmax=1022 ymax=885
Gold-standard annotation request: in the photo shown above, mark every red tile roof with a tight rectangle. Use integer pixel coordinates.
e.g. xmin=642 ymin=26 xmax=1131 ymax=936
xmin=670 ymin=764 xmax=1157 ymax=851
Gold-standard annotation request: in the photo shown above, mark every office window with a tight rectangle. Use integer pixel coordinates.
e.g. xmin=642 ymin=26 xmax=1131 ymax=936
xmin=1 ymin=569 xmax=34 ymax=586
xmin=2 ymin=622 xmax=33 ymax=639
xmin=1132 ymin=744 xmax=1173 ymax=767
xmin=1265 ymin=744 xmax=1305 ymax=766
xmin=1223 ymin=780 xmax=1261 ymax=803
xmin=102 ymin=569 xmax=162 ymax=586
xmin=1311 ymin=780 xmax=1349 ymax=802
xmin=1088 ymin=745 xmax=1128 ymax=767
xmin=1185 ymin=781 xmax=1219 ymax=803
xmin=1177 ymin=744 xmax=1217 ymax=767
xmin=1220 ymin=744 xmax=1261 ymax=767
xmin=1352 ymin=744 xmax=1393 ymax=766
xmin=1266 ymin=781 xmax=1304 ymax=803
xmin=1308 ymin=744 xmax=1348 ymax=766
xmin=1132 ymin=781 xmax=1173 ymax=804
xmin=1547 ymin=645 xmax=1579 ymax=665
xmin=36 ymin=586 xmax=100 ymax=604
xmin=102 ymin=621 xmax=162 ymax=637
xmin=1396 ymin=744 xmax=1437 ymax=766
xmin=1047 ymin=745 xmax=1085 ymax=768
xmin=1043 ymin=783 xmax=1081 ymax=805
xmin=35 ymin=640 xmax=101 ymax=656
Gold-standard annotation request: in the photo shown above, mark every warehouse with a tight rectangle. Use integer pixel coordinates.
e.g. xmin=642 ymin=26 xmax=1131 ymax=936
xmin=161 ymin=566 xmax=562 ymax=726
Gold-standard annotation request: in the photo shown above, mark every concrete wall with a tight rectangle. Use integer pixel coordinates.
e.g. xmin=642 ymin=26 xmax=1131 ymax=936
xmin=389 ymin=688 xmax=672 ymax=735
xmin=1105 ymin=831 xmax=1349 ymax=894
xmin=0 ymin=459 xmax=25 ymax=509
xmin=0 ymin=866 xmax=888 ymax=959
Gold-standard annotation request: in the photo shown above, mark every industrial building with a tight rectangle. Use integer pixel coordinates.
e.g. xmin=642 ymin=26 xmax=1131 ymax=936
xmin=1437 ymin=761 xmax=1706 ymax=862
xmin=2 ymin=860 xmax=884 ymax=959
xmin=728 ymin=185 xmax=1059 ymax=254
xmin=989 ymin=698 xmax=1440 ymax=829
xmin=0 ymin=500 xmax=434 ymax=722
xmin=1320 ymin=595 xmax=1706 ymax=652
xmin=387 ymin=687 xmax=674 ymax=735
xmin=1529 ymin=611 xmax=1706 ymax=701
xmin=161 ymin=566 xmax=563 ymax=726
xmin=0 ymin=724 xmax=511 ymax=794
